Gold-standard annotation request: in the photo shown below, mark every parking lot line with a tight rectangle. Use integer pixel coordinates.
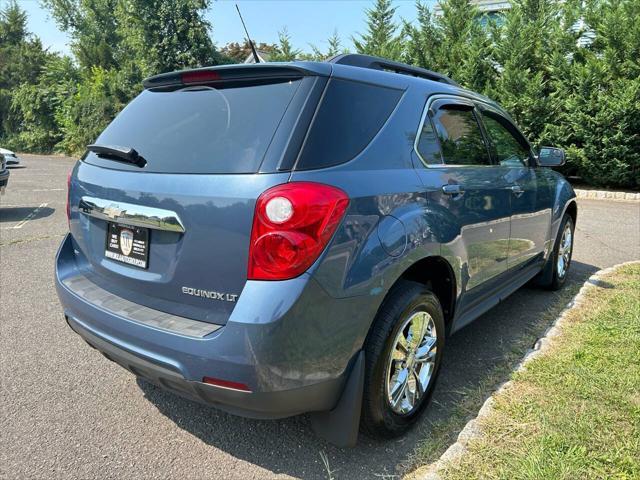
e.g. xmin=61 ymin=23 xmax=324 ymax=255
xmin=11 ymin=202 xmax=48 ymax=229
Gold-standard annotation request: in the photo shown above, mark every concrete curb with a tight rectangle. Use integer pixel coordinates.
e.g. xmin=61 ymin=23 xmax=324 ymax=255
xmin=413 ymin=260 xmax=640 ymax=480
xmin=574 ymin=189 xmax=639 ymax=201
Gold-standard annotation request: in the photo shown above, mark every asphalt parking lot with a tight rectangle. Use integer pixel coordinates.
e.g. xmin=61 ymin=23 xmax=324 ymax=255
xmin=1 ymin=154 xmax=639 ymax=479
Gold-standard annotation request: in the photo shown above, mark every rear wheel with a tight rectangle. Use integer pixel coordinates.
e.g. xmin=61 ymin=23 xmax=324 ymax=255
xmin=361 ymin=281 xmax=445 ymax=438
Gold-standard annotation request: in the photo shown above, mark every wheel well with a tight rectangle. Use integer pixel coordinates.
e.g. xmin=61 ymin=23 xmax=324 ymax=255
xmin=566 ymin=201 xmax=577 ymax=225
xmin=398 ymin=256 xmax=456 ymax=329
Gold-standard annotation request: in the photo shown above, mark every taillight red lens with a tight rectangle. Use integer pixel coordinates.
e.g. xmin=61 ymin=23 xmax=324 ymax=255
xmin=248 ymin=182 xmax=349 ymax=280
xmin=66 ymin=171 xmax=71 ymax=227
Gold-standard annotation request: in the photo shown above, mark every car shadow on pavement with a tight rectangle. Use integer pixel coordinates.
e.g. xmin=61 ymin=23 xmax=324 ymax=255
xmin=137 ymin=260 xmax=600 ymax=480
xmin=0 ymin=206 xmax=55 ymax=223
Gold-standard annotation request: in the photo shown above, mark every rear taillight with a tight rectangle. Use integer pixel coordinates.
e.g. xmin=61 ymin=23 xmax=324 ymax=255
xmin=248 ymin=182 xmax=349 ymax=281
xmin=66 ymin=171 xmax=71 ymax=227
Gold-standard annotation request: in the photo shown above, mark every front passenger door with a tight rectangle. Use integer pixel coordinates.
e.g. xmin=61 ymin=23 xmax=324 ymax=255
xmin=477 ymin=107 xmax=551 ymax=270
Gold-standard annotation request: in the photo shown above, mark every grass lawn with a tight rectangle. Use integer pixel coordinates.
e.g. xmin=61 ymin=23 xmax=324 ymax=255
xmin=430 ymin=264 xmax=640 ymax=479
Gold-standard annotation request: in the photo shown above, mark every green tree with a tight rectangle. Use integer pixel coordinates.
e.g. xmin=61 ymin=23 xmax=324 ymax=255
xmin=402 ymin=2 xmax=442 ymax=73
xmin=43 ymin=0 xmax=226 ymax=75
xmin=117 ymin=0 xmax=226 ymax=76
xmin=353 ymin=0 xmax=403 ymax=60
xmin=309 ymin=30 xmax=347 ymax=60
xmin=0 ymin=1 xmax=51 ymax=146
xmin=41 ymin=0 xmax=122 ymax=70
xmin=436 ymin=0 xmax=494 ymax=91
xmin=220 ymin=40 xmax=277 ymax=63
xmin=9 ymin=55 xmax=78 ymax=151
xmin=487 ymin=0 xmax=564 ymax=142
xmin=271 ymin=28 xmax=301 ymax=61
xmin=55 ymin=66 xmax=130 ymax=154
xmin=546 ymin=0 xmax=640 ymax=188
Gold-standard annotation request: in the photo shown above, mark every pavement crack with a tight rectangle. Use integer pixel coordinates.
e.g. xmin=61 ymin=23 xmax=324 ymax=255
xmin=1 ymin=233 xmax=65 ymax=247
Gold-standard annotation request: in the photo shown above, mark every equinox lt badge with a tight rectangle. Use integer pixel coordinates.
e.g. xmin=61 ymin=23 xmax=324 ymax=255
xmin=181 ymin=286 xmax=238 ymax=303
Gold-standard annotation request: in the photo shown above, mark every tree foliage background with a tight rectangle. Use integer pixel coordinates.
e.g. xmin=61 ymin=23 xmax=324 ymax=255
xmin=0 ymin=0 xmax=638 ymax=188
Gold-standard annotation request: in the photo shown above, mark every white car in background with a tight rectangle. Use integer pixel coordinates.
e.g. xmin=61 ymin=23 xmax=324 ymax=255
xmin=0 ymin=147 xmax=21 ymax=166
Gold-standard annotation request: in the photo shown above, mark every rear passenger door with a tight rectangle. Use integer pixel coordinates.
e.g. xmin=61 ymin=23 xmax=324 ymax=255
xmin=413 ymin=96 xmax=512 ymax=294
xmin=477 ymin=106 xmax=551 ymax=270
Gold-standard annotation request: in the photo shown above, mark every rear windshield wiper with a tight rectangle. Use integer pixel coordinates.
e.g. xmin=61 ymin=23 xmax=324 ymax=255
xmin=87 ymin=144 xmax=147 ymax=168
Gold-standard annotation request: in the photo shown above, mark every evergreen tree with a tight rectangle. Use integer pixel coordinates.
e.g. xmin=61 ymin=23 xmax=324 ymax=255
xmin=309 ymin=30 xmax=346 ymax=60
xmin=402 ymin=2 xmax=442 ymax=73
xmin=353 ymin=0 xmax=403 ymax=60
xmin=271 ymin=28 xmax=301 ymax=61
xmin=435 ymin=0 xmax=495 ymax=92
xmin=486 ymin=0 xmax=566 ymax=143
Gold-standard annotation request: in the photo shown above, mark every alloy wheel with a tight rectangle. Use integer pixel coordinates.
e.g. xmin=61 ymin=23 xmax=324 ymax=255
xmin=385 ymin=310 xmax=438 ymax=415
xmin=557 ymin=223 xmax=573 ymax=279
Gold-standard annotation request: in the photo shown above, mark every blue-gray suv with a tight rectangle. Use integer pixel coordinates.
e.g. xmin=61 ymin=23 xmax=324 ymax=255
xmin=55 ymin=54 xmax=577 ymax=446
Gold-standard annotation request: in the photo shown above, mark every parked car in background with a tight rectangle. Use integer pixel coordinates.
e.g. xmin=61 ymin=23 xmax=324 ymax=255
xmin=0 ymin=147 xmax=21 ymax=166
xmin=0 ymin=153 xmax=9 ymax=194
xmin=55 ymin=54 xmax=576 ymax=447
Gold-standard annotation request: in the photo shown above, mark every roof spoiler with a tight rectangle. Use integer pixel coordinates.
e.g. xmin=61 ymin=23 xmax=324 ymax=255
xmin=143 ymin=63 xmax=331 ymax=89
xmin=327 ymin=54 xmax=459 ymax=87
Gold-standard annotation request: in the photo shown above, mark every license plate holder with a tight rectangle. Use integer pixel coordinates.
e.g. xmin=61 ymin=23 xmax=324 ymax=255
xmin=105 ymin=223 xmax=150 ymax=269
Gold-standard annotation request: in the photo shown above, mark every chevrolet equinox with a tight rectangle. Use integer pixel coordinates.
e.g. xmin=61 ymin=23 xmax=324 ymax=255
xmin=55 ymin=54 xmax=577 ymax=446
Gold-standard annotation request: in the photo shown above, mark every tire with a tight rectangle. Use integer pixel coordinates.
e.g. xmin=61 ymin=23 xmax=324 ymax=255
xmin=361 ymin=280 xmax=445 ymax=438
xmin=538 ymin=213 xmax=575 ymax=290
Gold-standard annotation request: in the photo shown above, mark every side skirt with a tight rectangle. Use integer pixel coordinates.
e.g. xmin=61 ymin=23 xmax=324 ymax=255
xmin=451 ymin=262 xmax=543 ymax=334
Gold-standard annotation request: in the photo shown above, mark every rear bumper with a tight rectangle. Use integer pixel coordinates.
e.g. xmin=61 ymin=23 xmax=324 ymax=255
xmin=66 ymin=314 xmax=345 ymax=419
xmin=55 ymin=233 xmax=374 ymax=418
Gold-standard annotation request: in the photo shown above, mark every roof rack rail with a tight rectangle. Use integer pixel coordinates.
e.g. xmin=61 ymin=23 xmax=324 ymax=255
xmin=327 ymin=53 xmax=459 ymax=87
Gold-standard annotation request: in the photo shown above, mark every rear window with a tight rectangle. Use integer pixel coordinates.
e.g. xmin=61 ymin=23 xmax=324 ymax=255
xmin=295 ymin=78 xmax=402 ymax=170
xmin=84 ymin=79 xmax=301 ymax=174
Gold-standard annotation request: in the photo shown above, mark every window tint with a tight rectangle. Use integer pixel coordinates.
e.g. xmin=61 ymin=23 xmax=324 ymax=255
xmin=416 ymin=118 xmax=443 ymax=165
xmin=84 ymin=79 xmax=301 ymax=174
xmin=296 ymin=79 xmax=402 ymax=170
xmin=432 ymin=106 xmax=490 ymax=166
xmin=481 ymin=111 xmax=531 ymax=167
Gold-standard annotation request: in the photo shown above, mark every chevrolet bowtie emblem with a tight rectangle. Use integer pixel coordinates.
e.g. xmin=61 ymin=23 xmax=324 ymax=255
xmin=103 ymin=205 xmax=123 ymax=219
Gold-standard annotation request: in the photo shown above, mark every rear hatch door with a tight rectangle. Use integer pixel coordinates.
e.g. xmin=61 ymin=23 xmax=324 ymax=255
xmin=69 ymin=65 xmax=328 ymax=325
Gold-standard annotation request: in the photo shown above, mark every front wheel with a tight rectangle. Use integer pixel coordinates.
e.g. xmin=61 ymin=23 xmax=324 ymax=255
xmin=361 ymin=281 xmax=445 ymax=438
xmin=539 ymin=213 xmax=575 ymax=290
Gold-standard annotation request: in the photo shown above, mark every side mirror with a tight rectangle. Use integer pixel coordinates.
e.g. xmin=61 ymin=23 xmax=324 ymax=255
xmin=537 ymin=147 xmax=565 ymax=167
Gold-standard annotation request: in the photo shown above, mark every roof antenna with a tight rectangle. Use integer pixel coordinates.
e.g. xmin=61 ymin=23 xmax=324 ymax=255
xmin=235 ymin=4 xmax=260 ymax=63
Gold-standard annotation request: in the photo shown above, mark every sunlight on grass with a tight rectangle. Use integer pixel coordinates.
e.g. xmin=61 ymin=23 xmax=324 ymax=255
xmin=437 ymin=264 xmax=640 ymax=479
xmin=403 ymin=282 xmax=583 ymax=476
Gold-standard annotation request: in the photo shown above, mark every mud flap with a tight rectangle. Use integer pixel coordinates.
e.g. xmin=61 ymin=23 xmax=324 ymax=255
xmin=309 ymin=350 xmax=364 ymax=448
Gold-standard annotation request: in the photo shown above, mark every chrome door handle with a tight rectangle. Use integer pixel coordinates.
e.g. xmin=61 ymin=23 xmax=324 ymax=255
xmin=79 ymin=196 xmax=186 ymax=232
xmin=508 ymin=185 xmax=524 ymax=197
xmin=442 ymin=184 xmax=465 ymax=196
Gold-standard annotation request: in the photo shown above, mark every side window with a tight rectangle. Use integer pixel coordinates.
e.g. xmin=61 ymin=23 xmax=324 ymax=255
xmin=296 ymin=79 xmax=402 ymax=170
xmin=481 ymin=111 xmax=531 ymax=167
xmin=416 ymin=117 xmax=443 ymax=165
xmin=432 ymin=105 xmax=491 ymax=166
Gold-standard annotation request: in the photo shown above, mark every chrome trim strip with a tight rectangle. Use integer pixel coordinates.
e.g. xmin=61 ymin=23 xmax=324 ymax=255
xmin=79 ymin=196 xmax=185 ymax=232
xmin=62 ymin=274 xmax=221 ymax=338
